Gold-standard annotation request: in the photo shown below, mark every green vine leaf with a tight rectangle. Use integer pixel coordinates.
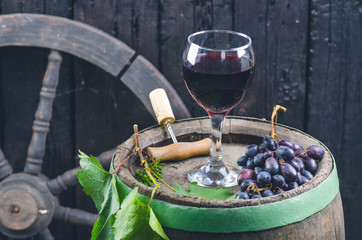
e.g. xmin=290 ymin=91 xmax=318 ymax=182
xmin=77 ymin=151 xmax=119 ymax=240
xmin=175 ymin=182 xmax=236 ymax=200
xmin=112 ymin=187 xmax=169 ymax=240
xmin=77 ymin=150 xmax=169 ymax=240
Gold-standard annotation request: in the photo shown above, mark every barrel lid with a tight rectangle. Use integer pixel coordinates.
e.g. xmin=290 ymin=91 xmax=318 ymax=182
xmin=113 ymin=116 xmax=339 ymax=232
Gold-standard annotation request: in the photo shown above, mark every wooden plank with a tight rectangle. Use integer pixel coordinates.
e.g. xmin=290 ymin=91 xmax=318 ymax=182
xmin=233 ymin=0 xmax=308 ymax=131
xmin=73 ymin=2 xmax=160 ymax=239
xmin=121 ymin=55 xmax=191 ymax=120
xmin=0 ymin=52 xmax=2 ymax=151
xmin=0 ymin=13 xmax=135 ymax=76
xmin=212 ymin=0 xmax=233 ymax=30
xmin=159 ymin=0 xmax=240 ymax=118
xmin=0 ymin=4 xmax=79 ymax=240
xmin=0 ymin=50 xmax=45 ymax=172
xmin=116 ymin=0 xmax=160 ymax=68
xmin=160 ymin=0 xmax=204 ymax=117
xmin=194 ymin=0 xmax=233 ymax=30
xmin=0 ymin=0 xmax=44 ymax=13
xmin=73 ymin=3 xmax=122 ymax=238
xmin=75 ymin=0 xmax=160 ymax=68
xmin=42 ymin=51 xmax=78 ymax=240
xmin=73 ymin=56 xmax=160 ymax=239
xmin=0 ymin=3 xmax=46 ymax=240
xmin=194 ymin=0 xmax=213 ymax=31
xmin=43 ymin=3 xmax=78 ymax=239
xmin=45 ymin=0 xmax=74 ymax=18
xmin=307 ymin=1 xmax=362 ymax=239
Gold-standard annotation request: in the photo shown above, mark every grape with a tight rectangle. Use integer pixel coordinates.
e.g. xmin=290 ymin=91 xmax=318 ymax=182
xmin=263 ymin=136 xmax=276 ymax=151
xmin=274 ymin=141 xmax=279 ymax=149
xmin=256 ymin=171 xmax=271 ymax=187
xmin=253 ymin=153 xmax=265 ymax=167
xmin=247 ymin=189 xmax=255 ymax=198
xmin=275 ymin=146 xmax=295 ymax=161
xmin=299 ymin=152 xmax=308 ymax=159
xmin=304 ymin=157 xmax=317 ymax=174
xmin=280 ymin=163 xmax=298 ymax=182
xmin=258 ymin=147 xmax=266 ymax=153
xmin=279 ymin=139 xmax=294 ymax=149
xmin=246 ymin=158 xmax=255 ymax=169
xmin=296 ymin=172 xmax=302 ymax=183
xmin=307 ymin=145 xmax=325 ymax=160
xmin=237 ymin=155 xmax=248 ymax=166
xmin=290 ymin=158 xmax=301 ymax=172
xmin=271 ymin=174 xmax=285 ymax=188
xmin=245 ymin=144 xmax=259 ymax=157
xmin=264 ymin=157 xmax=280 ymax=175
xmin=281 ymin=183 xmax=289 ymax=191
xmin=237 ymin=169 xmax=254 ymax=185
xmin=254 ymin=167 xmax=263 ymax=176
xmin=236 ymin=191 xmax=249 ymax=200
xmin=240 ymin=179 xmax=256 ymax=191
xmin=297 ymin=175 xmax=309 ymax=185
xmin=288 ymin=182 xmax=299 ymax=190
xmin=302 ymin=170 xmax=314 ymax=180
xmin=274 ymin=188 xmax=285 ymax=195
xmin=236 ymin=127 xmax=322 ymax=200
xmin=261 ymin=189 xmax=274 ymax=197
xmin=263 ymin=150 xmax=274 ymax=160
xmin=292 ymin=143 xmax=304 ymax=156
xmin=292 ymin=157 xmax=305 ymax=173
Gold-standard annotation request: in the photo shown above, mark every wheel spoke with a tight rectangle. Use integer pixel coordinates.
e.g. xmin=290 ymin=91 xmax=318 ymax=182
xmin=24 ymin=50 xmax=62 ymax=175
xmin=48 ymin=166 xmax=80 ymax=195
xmin=36 ymin=228 xmax=54 ymax=240
xmin=48 ymin=147 xmax=117 ymax=195
xmin=0 ymin=148 xmax=13 ymax=180
xmin=54 ymin=205 xmax=98 ymax=226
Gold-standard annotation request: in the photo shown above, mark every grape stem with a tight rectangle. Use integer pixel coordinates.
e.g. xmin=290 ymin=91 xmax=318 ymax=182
xmin=246 ymin=183 xmax=261 ymax=195
xmin=133 ymin=124 xmax=175 ymax=206
xmin=270 ymin=105 xmax=287 ymax=140
xmin=111 ymin=148 xmax=136 ymax=175
xmin=133 ymin=124 xmax=160 ymax=206
xmin=151 ymin=171 xmax=175 ymax=192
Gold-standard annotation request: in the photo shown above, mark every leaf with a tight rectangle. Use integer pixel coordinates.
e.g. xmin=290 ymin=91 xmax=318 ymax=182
xmin=112 ymin=187 xmax=169 ymax=240
xmin=77 ymin=151 xmax=120 ymax=240
xmin=175 ymin=182 xmax=236 ymax=200
xmin=149 ymin=208 xmax=169 ymax=240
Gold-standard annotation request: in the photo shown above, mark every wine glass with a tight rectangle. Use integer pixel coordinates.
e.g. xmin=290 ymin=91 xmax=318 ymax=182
xmin=182 ymin=30 xmax=255 ymax=187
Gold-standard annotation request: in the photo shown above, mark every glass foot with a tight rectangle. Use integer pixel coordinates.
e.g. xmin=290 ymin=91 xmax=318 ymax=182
xmin=188 ymin=164 xmax=239 ymax=187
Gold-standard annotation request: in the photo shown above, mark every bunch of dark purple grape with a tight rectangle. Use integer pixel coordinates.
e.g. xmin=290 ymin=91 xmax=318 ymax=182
xmin=235 ymin=136 xmax=325 ymax=200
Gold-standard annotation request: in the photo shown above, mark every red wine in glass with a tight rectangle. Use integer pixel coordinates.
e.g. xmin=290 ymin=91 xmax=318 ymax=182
xmin=182 ymin=30 xmax=255 ymax=187
xmin=183 ymin=54 xmax=254 ymax=115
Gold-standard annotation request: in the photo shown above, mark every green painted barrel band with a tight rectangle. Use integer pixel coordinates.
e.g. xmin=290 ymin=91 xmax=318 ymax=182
xmin=113 ymin=162 xmax=339 ymax=233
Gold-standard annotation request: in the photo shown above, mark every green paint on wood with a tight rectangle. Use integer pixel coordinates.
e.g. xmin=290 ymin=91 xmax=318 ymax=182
xmin=112 ymin=161 xmax=339 ymax=233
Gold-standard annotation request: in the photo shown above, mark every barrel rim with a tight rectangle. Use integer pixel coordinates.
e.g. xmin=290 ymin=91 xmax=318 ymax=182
xmin=114 ymin=116 xmax=336 ymax=208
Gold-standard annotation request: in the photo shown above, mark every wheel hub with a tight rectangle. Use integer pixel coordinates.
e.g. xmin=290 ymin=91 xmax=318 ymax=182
xmin=0 ymin=173 xmax=56 ymax=239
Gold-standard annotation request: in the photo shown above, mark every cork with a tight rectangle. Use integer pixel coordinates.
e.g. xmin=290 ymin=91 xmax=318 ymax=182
xmin=149 ymin=88 xmax=175 ymax=126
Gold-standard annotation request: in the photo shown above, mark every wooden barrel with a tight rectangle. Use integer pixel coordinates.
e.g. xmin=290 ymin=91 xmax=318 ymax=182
xmin=113 ymin=117 xmax=345 ymax=240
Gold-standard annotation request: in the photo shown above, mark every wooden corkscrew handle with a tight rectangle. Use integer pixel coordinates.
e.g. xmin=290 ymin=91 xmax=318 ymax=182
xmin=146 ymin=138 xmax=212 ymax=161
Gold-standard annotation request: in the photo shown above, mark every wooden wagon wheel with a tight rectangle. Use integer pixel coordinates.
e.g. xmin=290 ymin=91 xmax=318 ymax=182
xmin=0 ymin=13 xmax=190 ymax=240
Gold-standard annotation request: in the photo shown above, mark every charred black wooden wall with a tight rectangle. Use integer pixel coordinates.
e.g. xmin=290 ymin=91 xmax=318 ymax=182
xmin=0 ymin=1 xmax=361 ymax=240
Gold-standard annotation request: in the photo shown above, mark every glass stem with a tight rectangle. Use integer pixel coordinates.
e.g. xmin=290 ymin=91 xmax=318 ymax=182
xmin=209 ymin=113 xmax=225 ymax=168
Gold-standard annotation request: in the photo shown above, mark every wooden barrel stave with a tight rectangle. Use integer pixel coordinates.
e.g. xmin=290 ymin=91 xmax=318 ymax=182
xmin=163 ymin=192 xmax=344 ymax=240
